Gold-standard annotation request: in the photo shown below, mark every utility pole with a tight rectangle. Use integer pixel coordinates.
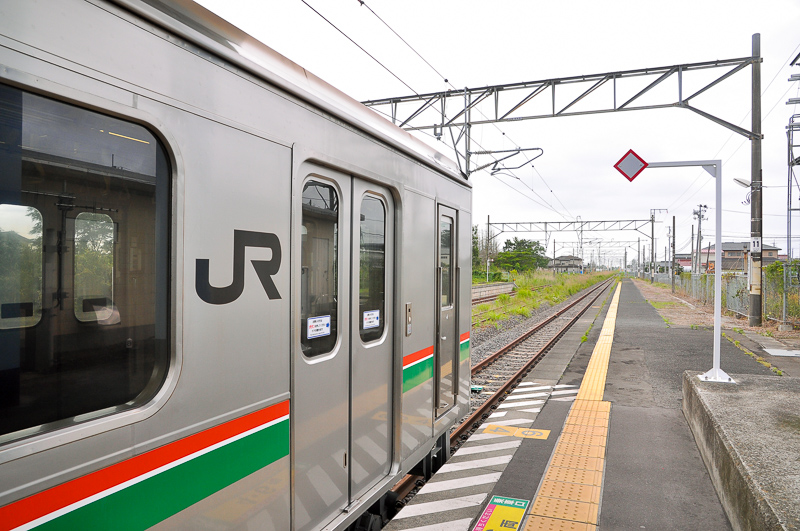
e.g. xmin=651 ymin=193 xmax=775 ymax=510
xmin=672 ymin=216 xmax=676 ymax=293
xmin=691 ymin=225 xmax=695 ymax=273
xmin=750 ymin=33 xmax=763 ymax=326
xmin=649 ymin=209 xmax=667 ymax=283
xmin=694 ymin=204 xmax=708 ymax=273
xmin=651 ymin=212 xmax=655 ymax=283
xmin=638 ymin=238 xmax=641 ymax=278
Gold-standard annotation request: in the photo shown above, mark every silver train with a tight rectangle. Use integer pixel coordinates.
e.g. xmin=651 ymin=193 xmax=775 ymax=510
xmin=0 ymin=1 xmax=472 ymax=529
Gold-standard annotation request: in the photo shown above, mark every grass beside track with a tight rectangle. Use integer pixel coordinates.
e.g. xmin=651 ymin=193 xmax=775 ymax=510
xmin=472 ymin=271 xmax=616 ymax=328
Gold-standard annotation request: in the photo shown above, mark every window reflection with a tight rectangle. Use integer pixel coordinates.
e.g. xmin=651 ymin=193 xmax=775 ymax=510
xmin=74 ymin=212 xmax=115 ymax=323
xmin=440 ymin=218 xmax=452 ymax=308
xmin=0 ymin=204 xmax=43 ymax=329
xmin=301 ymin=181 xmax=338 ymax=357
xmin=0 ymin=84 xmax=169 ymax=442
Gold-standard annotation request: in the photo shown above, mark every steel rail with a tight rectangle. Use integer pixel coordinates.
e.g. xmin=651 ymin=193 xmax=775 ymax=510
xmin=389 ymin=277 xmax=614 ymax=507
xmin=471 ymin=280 xmax=609 ymax=373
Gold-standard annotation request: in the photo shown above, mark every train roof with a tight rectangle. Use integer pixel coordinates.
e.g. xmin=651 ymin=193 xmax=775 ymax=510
xmin=111 ymin=0 xmax=466 ymax=183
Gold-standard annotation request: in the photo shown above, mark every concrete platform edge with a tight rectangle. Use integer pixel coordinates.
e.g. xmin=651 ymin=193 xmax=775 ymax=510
xmin=682 ymin=371 xmax=786 ymax=531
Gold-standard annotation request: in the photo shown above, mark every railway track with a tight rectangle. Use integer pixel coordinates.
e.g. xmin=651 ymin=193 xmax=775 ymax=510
xmin=471 ymin=284 xmax=550 ymax=306
xmin=389 ymin=277 xmax=616 ymax=513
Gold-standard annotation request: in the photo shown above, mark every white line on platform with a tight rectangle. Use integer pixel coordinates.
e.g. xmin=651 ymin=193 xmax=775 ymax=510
xmin=519 ymin=408 xmax=542 ymax=413
xmin=483 ymin=418 xmax=533 ymax=426
xmin=488 ymin=411 xmax=507 ymax=418
xmin=550 ymin=389 xmax=579 ymax=396
xmin=393 ymin=494 xmax=487 ymax=519
xmin=517 ymin=382 xmax=547 ymax=387
xmin=437 ymin=455 xmax=513 ymax=474
xmin=504 ymin=392 xmax=549 ymax=400
xmin=396 ymin=518 xmax=474 ymax=531
xmin=468 ymin=433 xmax=508 ymax=442
xmin=455 ymin=440 xmax=521 ymax=456
xmin=511 ymin=386 xmax=551 ymax=393
xmin=498 ymin=400 xmax=545 ymax=409
xmin=418 ymin=472 xmax=503 ymax=495
xmin=554 ymin=384 xmax=578 ymax=388
xmin=551 ymin=397 xmax=576 ymax=402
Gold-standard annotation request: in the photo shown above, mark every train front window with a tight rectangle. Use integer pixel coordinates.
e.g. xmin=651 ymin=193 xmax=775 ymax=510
xmin=300 ymin=180 xmax=339 ymax=357
xmin=0 ymin=84 xmax=170 ymax=442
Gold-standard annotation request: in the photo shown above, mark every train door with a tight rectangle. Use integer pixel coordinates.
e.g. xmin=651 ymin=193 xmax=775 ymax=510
xmin=349 ymin=181 xmax=394 ymax=500
xmin=292 ymin=164 xmax=394 ymax=530
xmin=435 ymin=206 xmax=457 ymax=417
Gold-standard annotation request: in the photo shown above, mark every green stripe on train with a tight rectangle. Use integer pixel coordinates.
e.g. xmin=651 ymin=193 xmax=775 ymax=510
xmin=460 ymin=339 xmax=470 ymax=362
xmin=35 ymin=419 xmax=290 ymax=531
xmin=402 ymin=357 xmax=434 ymax=393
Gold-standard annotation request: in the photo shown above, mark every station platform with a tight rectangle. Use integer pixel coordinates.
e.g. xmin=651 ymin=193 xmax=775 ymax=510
xmin=385 ymin=278 xmax=799 ymax=531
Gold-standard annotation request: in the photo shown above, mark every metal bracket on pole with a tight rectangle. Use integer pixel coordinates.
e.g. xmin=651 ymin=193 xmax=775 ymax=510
xmin=647 ymin=160 xmax=734 ymax=383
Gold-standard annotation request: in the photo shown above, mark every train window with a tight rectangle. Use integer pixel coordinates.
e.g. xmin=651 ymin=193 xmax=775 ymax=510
xmin=0 ymin=84 xmax=170 ymax=442
xmin=440 ymin=217 xmax=453 ymax=308
xmin=74 ymin=212 xmax=116 ymax=323
xmin=0 ymin=204 xmax=43 ymax=330
xmin=358 ymin=195 xmax=385 ymax=343
xmin=301 ymin=180 xmax=339 ymax=357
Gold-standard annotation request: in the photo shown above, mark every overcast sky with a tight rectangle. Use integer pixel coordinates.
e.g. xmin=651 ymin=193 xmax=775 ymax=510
xmin=195 ymin=0 xmax=799 ymax=266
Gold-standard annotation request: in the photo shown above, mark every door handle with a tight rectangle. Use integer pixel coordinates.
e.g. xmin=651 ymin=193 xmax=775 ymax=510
xmin=441 ymin=336 xmax=447 ymax=341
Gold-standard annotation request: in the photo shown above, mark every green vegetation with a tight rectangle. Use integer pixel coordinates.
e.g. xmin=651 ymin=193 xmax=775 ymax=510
xmin=649 ymin=301 xmax=682 ymax=309
xmin=472 ymin=271 xmax=616 ymax=328
xmin=721 ymin=333 xmax=783 ymax=376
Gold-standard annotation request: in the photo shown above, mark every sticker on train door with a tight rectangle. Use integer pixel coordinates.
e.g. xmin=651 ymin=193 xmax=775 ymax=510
xmin=307 ymin=315 xmax=331 ymax=338
xmin=472 ymin=496 xmax=529 ymax=531
xmin=363 ymin=310 xmax=380 ymax=329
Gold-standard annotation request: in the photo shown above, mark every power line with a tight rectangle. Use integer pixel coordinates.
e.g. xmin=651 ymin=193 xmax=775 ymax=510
xmin=357 ymin=0 xmax=575 ymax=220
xmin=667 ymin=41 xmax=800 ymax=212
xmin=356 ymin=0 xmax=449 ymax=86
xmin=299 ymin=0 xmax=418 ymax=95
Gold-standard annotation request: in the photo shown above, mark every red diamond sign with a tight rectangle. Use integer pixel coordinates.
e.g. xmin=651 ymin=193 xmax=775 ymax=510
xmin=614 ymin=149 xmax=648 ymax=182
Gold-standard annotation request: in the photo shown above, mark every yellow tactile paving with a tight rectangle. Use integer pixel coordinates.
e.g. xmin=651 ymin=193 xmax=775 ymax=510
xmin=527 ymin=283 xmax=622 ymax=528
xmin=531 ymin=496 xmax=599 ymax=524
xmin=544 ymin=466 xmax=604 ymax=487
xmin=561 ymin=424 xmax=608 ymax=437
xmin=538 ymin=480 xmax=602 ymax=504
xmin=549 ymin=454 xmax=604 ymax=472
xmin=523 ymin=515 xmax=597 ymax=531
xmin=554 ymin=442 xmax=606 ymax=459
xmin=564 ymin=413 xmax=608 ymax=428
xmin=559 ymin=432 xmax=607 ymax=447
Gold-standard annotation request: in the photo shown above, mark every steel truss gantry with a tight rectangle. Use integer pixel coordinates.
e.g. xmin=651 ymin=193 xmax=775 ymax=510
xmin=362 ymin=56 xmax=760 ymax=176
xmin=364 ymin=35 xmax=765 ymax=325
xmin=488 ymin=219 xmax=653 ymax=240
xmin=487 ymin=218 xmax=656 ymax=268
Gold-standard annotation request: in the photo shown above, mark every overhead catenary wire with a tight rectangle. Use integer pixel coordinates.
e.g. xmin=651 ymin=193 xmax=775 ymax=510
xmin=299 ymin=0 xmax=418 ymax=95
xmin=356 ymin=0 xmax=575 ymax=221
xmin=667 ymin=41 xmax=800 ymax=212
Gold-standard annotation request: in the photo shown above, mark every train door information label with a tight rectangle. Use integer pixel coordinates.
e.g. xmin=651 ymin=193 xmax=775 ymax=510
xmin=363 ymin=310 xmax=380 ymax=329
xmin=472 ymin=495 xmax=529 ymax=531
xmin=307 ymin=315 xmax=331 ymax=338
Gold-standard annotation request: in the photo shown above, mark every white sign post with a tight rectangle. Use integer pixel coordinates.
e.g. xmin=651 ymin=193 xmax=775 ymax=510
xmin=616 ymin=154 xmax=734 ymax=383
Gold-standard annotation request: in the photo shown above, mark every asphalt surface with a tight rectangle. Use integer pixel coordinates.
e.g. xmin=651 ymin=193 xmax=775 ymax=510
xmin=495 ymin=278 xmax=778 ymax=530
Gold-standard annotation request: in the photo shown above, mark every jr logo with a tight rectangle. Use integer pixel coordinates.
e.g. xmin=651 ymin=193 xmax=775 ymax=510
xmin=196 ymin=230 xmax=282 ymax=304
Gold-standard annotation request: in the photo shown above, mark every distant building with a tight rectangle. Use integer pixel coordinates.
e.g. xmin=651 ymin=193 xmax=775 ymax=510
xmin=549 ymin=255 xmax=583 ymax=273
xmin=674 ymin=253 xmax=692 ymax=271
xmin=693 ymin=242 xmax=780 ymax=272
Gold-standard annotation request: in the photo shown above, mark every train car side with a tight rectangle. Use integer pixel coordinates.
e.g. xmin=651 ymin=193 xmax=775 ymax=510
xmin=0 ymin=1 xmax=471 ymax=530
